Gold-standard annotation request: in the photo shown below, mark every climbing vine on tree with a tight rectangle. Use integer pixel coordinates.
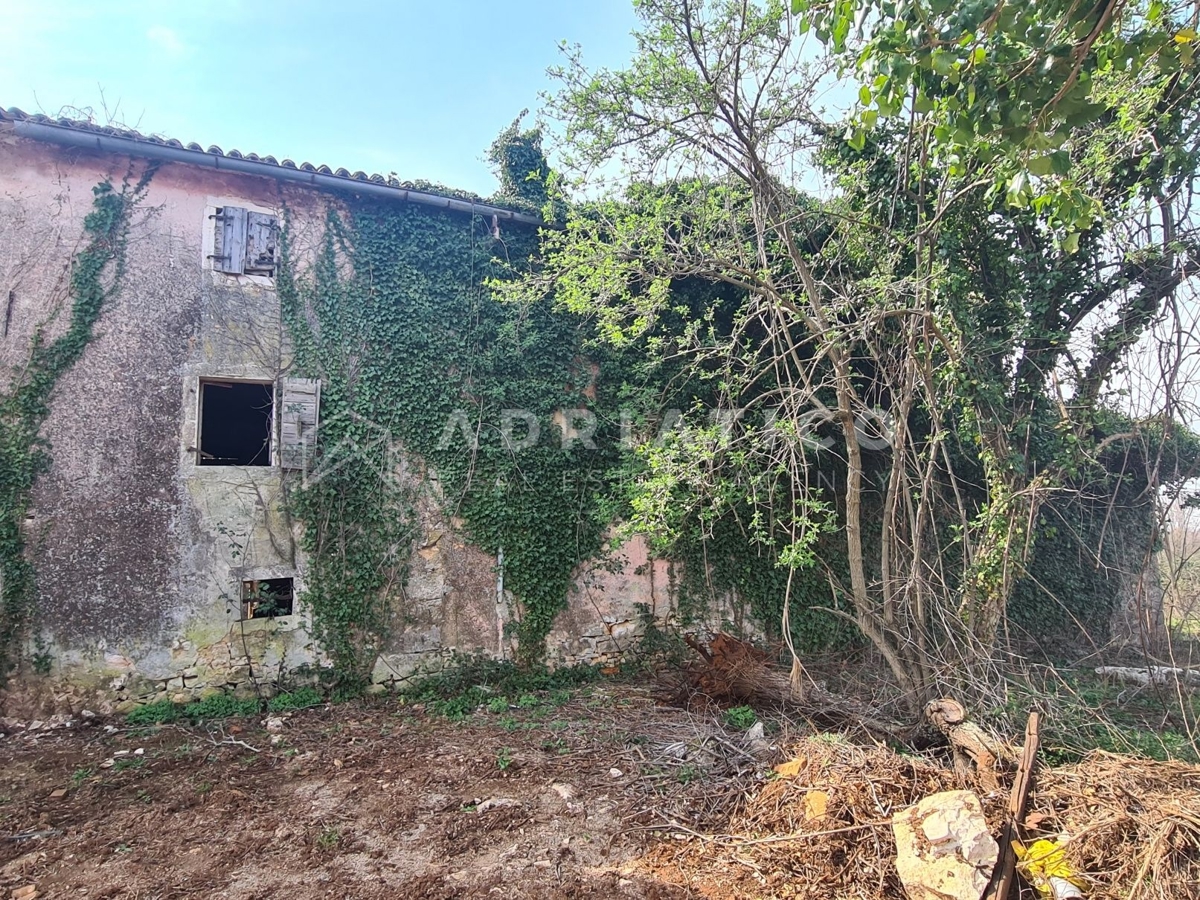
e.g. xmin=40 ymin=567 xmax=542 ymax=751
xmin=0 ymin=169 xmax=156 ymax=681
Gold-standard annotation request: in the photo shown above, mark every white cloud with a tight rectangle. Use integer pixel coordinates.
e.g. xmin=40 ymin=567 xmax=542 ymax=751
xmin=146 ymin=25 xmax=186 ymax=57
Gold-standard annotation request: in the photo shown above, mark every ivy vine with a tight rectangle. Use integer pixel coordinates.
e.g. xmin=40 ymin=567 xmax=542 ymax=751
xmin=278 ymin=129 xmax=631 ymax=681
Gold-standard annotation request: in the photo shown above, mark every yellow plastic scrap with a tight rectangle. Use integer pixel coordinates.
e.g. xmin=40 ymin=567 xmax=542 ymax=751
xmin=1014 ymin=838 xmax=1086 ymax=899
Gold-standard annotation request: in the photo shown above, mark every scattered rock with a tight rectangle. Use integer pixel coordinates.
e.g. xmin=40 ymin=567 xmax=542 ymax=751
xmin=892 ymin=789 xmax=998 ymax=900
xmin=745 ymin=721 xmax=771 ymax=755
xmin=550 ymin=782 xmax=577 ymax=801
xmin=609 ymin=767 xmax=623 ymax=778
xmin=11 ymin=885 xmax=37 ymax=900
xmin=264 ymin=716 xmax=285 ymax=733
xmin=49 ymin=789 xmax=67 ymax=800
xmin=476 ymin=798 xmax=521 ymax=813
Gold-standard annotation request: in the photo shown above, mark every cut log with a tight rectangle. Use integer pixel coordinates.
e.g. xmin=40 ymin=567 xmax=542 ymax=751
xmin=924 ymin=698 xmax=1010 ymax=792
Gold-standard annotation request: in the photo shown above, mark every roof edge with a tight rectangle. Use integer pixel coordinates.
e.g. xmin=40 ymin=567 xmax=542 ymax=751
xmin=4 ymin=116 xmax=543 ymax=227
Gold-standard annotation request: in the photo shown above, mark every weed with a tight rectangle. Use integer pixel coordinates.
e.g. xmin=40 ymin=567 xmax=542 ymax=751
xmin=499 ymin=716 xmax=520 ymax=731
xmin=330 ymin=683 xmax=364 ymax=704
xmin=677 ymin=764 xmax=700 ymax=785
xmin=496 ymin=747 xmax=514 ymax=770
xmin=125 ymin=693 xmax=260 ymax=727
xmin=398 ymin=657 xmax=600 ymax=720
xmin=112 ymin=757 xmax=145 ymax=772
xmin=125 ymin=700 xmax=180 ymax=726
xmin=723 ymin=705 xmax=757 ymax=730
xmin=487 ymin=696 xmax=509 ymax=714
xmin=516 ymin=693 xmax=541 ymax=710
xmin=268 ymin=686 xmax=323 ymax=712
xmin=195 ymin=780 xmax=213 ymax=794
xmin=70 ymin=767 xmax=93 ymax=787
xmin=135 ymin=789 xmax=151 ymax=804
xmin=317 ymin=826 xmax=341 ymax=849
xmin=185 ymin=694 xmax=260 ymax=720
xmin=541 ymin=736 xmax=569 ymax=754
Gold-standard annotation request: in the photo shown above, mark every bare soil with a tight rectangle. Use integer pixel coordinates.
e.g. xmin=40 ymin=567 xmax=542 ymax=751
xmin=0 ymin=685 xmax=721 ymax=900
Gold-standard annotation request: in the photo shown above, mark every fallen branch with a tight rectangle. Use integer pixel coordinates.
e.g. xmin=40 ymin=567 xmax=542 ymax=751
xmin=925 ymin=698 xmax=1011 ymax=791
xmin=1095 ymin=665 xmax=1200 ymax=689
xmin=2 ymin=828 xmax=63 ymax=841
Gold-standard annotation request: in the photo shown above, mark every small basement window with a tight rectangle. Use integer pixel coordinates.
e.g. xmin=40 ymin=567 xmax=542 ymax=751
xmin=198 ymin=380 xmax=273 ymax=466
xmin=241 ymin=577 xmax=295 ymax=619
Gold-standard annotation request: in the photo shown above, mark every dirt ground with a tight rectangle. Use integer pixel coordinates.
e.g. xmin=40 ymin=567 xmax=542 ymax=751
xmin=0 ymin=684 xmax=755 ymax=900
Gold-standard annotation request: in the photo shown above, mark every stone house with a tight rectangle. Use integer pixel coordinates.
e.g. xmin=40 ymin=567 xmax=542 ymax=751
xmin=0 ymin=107 xmax=701 ymax=708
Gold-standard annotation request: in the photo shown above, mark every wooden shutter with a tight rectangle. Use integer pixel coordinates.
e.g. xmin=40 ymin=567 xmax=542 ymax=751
xmin=245 ymin=212 xmax=278 ymax=276
xmin=280 ymin=377 xmax=320 ymax=470
xmin=214 ymin=206 xmax=247 ymax=274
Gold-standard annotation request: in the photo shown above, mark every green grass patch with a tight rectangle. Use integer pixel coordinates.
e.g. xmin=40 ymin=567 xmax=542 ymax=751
xmin=992 ymin=669 xmax=1200 ymax=763
xmin=268 ymin=686 xmax=324 ymax=712
xmin=401 ymin=654 xmax=602 ymax=720
xmin=125 ymin=693 xmax=261 ymax=726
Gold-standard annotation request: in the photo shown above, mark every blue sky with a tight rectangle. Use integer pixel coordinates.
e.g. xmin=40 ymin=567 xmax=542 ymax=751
xmin=1 ymin=0 xmax=640 ymax=196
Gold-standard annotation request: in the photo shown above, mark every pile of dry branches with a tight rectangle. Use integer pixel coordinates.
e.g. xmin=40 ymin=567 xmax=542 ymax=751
xmin=642 ymin=633 xmax=1200 ymax=899
xmin=1030 ymin=752 xmax=1200 ymax=900
xmin=640 ymin=735 xmax=1002 ymax=899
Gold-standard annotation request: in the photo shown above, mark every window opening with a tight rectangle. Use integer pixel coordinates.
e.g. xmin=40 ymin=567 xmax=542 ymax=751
xmin=241 ymin=577 xmax=294 ymax=619
xmin=199 ymin=380 xmax=273 ymax=466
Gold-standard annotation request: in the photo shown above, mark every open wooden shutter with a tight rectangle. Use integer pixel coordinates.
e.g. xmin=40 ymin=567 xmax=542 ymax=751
xmin=214 ymin=206 xmax=247 ymax=274
xmin=245 ymin=212 xmax=278 ymax=276
xmin=280 ymin=377 xmax=320 ymax=470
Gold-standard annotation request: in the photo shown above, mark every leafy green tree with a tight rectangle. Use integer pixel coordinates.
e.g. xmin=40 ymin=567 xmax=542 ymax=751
xmin=518 ymin=0 xmax=1200 ymax=709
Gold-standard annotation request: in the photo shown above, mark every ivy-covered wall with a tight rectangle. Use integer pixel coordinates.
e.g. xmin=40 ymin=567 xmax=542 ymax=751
xmin=0 ymin=132 xmax=699 ymax=709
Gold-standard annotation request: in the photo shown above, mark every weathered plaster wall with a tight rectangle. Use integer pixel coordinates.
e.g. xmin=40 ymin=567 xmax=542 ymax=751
xmin=0 ymin=134 xmax=711 ymax=710
xmin=0 ymin=137 xmax=331 ymax=706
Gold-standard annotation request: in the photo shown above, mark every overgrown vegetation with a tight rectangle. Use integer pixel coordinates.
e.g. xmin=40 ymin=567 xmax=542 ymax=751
xmin=400 ymin=654 xmax=600 ymax=720
xmin=276 ymin=124 xmax=639 ymax=683
xmin=123 ymin=686 xmax=324 ymax=725
xmin=0 ymin=169 xmax=155 ymax=681
xmin=519 ymin=0 xmax=1200 ymax=721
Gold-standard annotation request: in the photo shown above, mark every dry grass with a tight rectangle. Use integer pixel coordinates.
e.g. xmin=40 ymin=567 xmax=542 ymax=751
xmin=1030 ymin=752 xmax=1200 ymax=900
xmin=637 ymin=736 xmax=1200 ymax=900
xmin=638 ymin=735 xmax=1006 ymax=900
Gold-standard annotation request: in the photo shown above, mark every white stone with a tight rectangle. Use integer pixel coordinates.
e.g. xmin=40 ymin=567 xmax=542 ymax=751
xmin=550 ymin=782 xmax=577 ymax=801
xmin=892 ymin=790 xmax=998 ymax=900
